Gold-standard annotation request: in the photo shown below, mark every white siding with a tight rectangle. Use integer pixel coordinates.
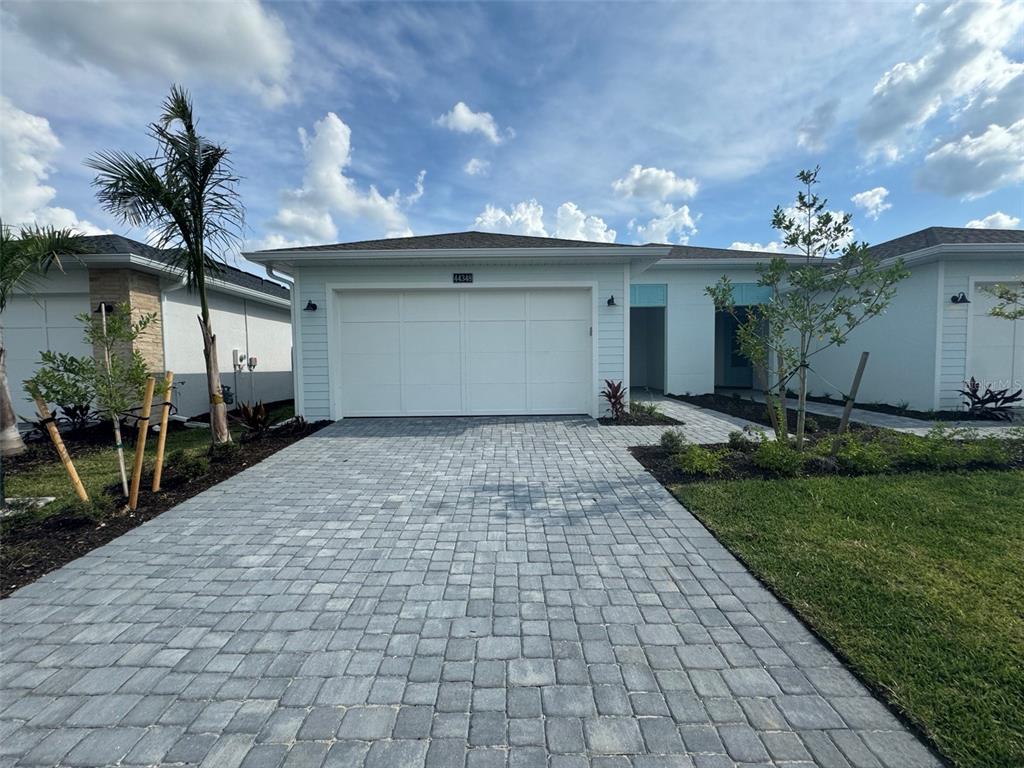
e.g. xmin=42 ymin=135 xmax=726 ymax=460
xmin=292 ymin=262 xmax=626 ymax=420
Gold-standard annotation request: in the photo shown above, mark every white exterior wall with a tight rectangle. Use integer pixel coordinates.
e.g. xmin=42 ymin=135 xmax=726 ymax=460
xmin=162 ymin=286 xmax=293 ymax=416
xmin=292 ymin=262 xmax=627 ymax=420
xmin=938 ymin=256 xmax=1023 ymax=409
xmin=802 ymin=263 xmax=941 ymax=410
xmin=638 ymin=265 xmax=764 ymax=395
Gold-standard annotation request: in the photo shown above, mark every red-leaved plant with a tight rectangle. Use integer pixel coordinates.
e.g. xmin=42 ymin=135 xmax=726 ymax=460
xmin=959 ymin=377 xmax=1022 ymax=421
xmin=601 ymin=379 xmax=628 ymax=422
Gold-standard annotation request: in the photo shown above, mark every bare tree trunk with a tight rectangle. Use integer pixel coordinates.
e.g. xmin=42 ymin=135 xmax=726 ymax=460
xmin=98 ymin=304 xmax=130 ymax=496
xmin=0 ymin=338 xmax=25 ymax=460
xmin=795 ymin=335 xmax=809 ymax=450
xmin=199 ymin=317 xmax=231 ymax=444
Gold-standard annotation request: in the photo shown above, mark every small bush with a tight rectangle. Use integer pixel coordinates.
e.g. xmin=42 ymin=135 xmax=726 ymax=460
xmin=674 ymin=444 xmax=724 ymax=477
xmin=236 ymin=401 xmax=271 ymax=439
xmin=660 ymin=429 xmax=685 ymax=452
xmin=833 ymin=437 xmax=892 ymax=475
xmin=207 ymin=441 xmax=240 ymax=463
xmin=66 ymin=492 xmax=116 ymax=522
xmin=601 ymin=380 xmax=627 ymax=421
xmin=752 ymin=439 xmax=804 ymax=477
xmin=727 ymin=430 xmax=756 ymax=452
xmin=166 ymin=449 xmax=210 ymax=480
xmin=631 ymin=400 xmax=661 ymax=417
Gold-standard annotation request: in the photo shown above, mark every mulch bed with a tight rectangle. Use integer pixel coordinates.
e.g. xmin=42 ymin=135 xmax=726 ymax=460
xmin=668 ymin=392 xmax=875 ymax=436
xmin=1 ymin=422 xmax=328 ymax=599
xmin=804 ymin=393 xmax=1011 ymax=422
xmin=597 ymin=412 xmax=683 ymax=426
xmin=630 ymin=443 xmax=778 ymax=485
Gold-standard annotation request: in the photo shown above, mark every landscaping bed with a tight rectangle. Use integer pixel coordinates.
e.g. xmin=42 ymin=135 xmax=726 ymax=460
xmin=804 ymin=392 xmax=1014 ymax=422
xmin=2 ymin=405 xmax=328 ymax=597
xmin=669 ymin=392 xmax=858 ymax=434
xmin=673 ymin=471 xmax=1024 ymax=768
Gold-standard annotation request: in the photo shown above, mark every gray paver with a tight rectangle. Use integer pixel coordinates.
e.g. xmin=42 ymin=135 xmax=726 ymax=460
xmin=0 ymin=415 xmax=939 ymax=767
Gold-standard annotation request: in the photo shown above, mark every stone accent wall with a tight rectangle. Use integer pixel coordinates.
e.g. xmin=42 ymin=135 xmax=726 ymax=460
xmin=87 ymin=268 xmax=165 ymax=373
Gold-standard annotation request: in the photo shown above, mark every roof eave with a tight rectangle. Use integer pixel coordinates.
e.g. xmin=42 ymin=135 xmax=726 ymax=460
xmin=878 ymin=242 xmax=1024 ymax=268
xmin=243 ymin=245 xmax=672 ymax=264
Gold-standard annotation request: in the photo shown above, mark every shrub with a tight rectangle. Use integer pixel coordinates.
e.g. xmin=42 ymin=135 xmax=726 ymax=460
xmin=727 ymin=430 xmax=756 ymax=452
xmin=675 ymin=444 xmax=723 ymax=477
xmin=959 ymin=376 xmax=1023 ymax=420
xmin=208 ymin=441 xmax=240 ymax=463
xmin=235 ymin=401 xmax=271 ymax=439
xmin=167 ymin=449 xmax=209 ymax=480
xmin=833 ymin=437 xmax=892 ymax=475
xmin=631 ymin=400 xmax=661 ymax=417
xmin=601 ymin=380 xmax=627 ymax=422
xmin=660 ymin=429 xmax=685 ymax=452
xmin=752 ymin=439 xmax=804 ymax=477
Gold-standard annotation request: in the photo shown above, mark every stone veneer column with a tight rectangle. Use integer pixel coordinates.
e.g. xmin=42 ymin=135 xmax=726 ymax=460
xmin=87 ymin=268 xmax=165 ymax=373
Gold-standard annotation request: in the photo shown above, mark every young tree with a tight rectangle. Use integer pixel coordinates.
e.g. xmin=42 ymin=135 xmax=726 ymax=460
xmin=983 ymin=281 xmax=1024 ymax=320
xmin=0 ymin=222 xmax=84 ymax=505
xmin=28 ymin=304 xmax=154 ymax=496
xmin=707 ymin=167 xmax=909 ymax=448
xmin=87 ymin=85 xmax=243 ymax=444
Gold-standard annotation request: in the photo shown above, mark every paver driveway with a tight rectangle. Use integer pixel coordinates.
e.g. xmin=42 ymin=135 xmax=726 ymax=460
xmin=1 ymin=415 xmax=939 ymax=768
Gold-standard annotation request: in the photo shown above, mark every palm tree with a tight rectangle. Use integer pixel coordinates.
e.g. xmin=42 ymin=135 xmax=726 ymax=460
xmin=0 ymin=221 xmax=85 ymax=504
xmin=87 ymin=85 xmax=243 ymax=443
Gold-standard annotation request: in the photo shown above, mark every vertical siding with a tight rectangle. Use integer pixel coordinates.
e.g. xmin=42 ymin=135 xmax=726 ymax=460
xmin=294 ymin=262 xmax=626 ymax=420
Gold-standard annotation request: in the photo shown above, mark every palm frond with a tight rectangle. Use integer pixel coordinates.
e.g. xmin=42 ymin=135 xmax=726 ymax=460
xmin=0 ymin=221 xmax=85 ymax=311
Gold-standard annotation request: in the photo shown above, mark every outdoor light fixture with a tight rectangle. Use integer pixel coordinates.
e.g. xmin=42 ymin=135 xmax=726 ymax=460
xmin=950 ymin=292 xmax=970 ymax=304
xmin=93 ymin=302 xmax=115 ymax=314
xmin=607 ymin=294 xmax=617 ymax=306
xmin=304 ymin=300 xmax=318 ymax=311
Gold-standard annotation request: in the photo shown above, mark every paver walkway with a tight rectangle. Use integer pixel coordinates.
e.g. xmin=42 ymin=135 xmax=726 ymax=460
xmin=1 ymin=417 xmax=939 ymax=767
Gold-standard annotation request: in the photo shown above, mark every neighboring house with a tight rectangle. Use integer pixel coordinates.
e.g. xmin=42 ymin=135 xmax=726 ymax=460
xmin=4 ymin=235 xmax=293 ymax=420
xmin=245 ymin=226 xmax=1023 ymax=420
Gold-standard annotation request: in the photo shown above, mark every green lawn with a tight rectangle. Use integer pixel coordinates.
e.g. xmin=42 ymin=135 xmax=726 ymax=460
xmin=674 ymin=470 xmax=1024 ymax=768
xmin=4 ymin=402 xmax=294 ymax=517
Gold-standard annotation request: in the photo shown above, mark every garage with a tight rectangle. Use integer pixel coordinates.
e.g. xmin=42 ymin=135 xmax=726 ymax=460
xmin=334 ymin=287 xmax=594 ymax=416
xmin=970 ymin=281 xmax=1023 ymax=393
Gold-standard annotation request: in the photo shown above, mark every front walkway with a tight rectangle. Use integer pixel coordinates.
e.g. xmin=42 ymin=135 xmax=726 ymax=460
xmin=1 ymin=417 xmax=938 ymax=767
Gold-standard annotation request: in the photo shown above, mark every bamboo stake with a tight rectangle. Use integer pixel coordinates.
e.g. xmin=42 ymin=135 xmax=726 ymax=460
xmin=831 ymin=351 xmax=870 ymax=457
xmin=129 ymin=377 xmax=156 ymax=511
xmin=33 ymin=395 xmax=89 ymax=502
xmin=151 ymin=371 xmax=174 ymax=492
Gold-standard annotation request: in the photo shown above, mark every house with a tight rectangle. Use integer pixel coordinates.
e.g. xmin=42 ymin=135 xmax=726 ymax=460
xmin=244 ymin=227 xmax=1023 ymax=420
xmin=5 ymin=235 xmax=294 ymax=419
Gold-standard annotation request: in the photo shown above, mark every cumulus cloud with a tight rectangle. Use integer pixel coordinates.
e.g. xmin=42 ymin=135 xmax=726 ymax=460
xmin=554 ymin=203 xmax=616 ymax=243
xmin=436 ymin=102 xmax=511 ymax=144
xmin=0 ymin=97 xmax=109 ymax=234
xmin=858 ymin=0 xmax=1024 ymax=191
xmin=267 ymin=112 xmax=424 ymax=243
xmin=965 ymin=211 xmax=1021 ymax=229
xmin=796 ymin=99 xmax=839 ymax=152
xmin=729 ymin=241 xmax=795 ymax=254
xmin=730 ymin=202 xmax=853 ymax=255
xmin=917 ymin=119 xmax=1024 ymax=198
xmin=464 ymin=157 xmax=490 ymax=176
xmin=473 ymin=200 xmax=617 ymax=242
xmin=612 ymin=165 xmax=698 ymax=200
xmin=850 ymin=186 xmax=892 ymax=220
xmin=628 ymin=203 xmax=699 ymax=244
xmin=5 ymin=0 xmax=294 ymax=107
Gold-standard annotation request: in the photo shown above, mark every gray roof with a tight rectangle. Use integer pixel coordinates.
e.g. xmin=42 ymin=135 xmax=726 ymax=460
xmin=253 ymin=230 xmax=653 ymax=253
xmin=81 ymin=235 xmax=290 ymax=300
xmin=663 ymin=244 xmax=789 ymax=260
xmin=866 ymin=226 xmax=1024 ymax=261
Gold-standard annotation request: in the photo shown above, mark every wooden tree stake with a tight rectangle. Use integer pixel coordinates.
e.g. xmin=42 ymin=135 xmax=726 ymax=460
xmin=129 ymin=376 xmax=156 ymax=510
xmin=831 ymin=351 xmax=870 ymax=456
xmin=151 ymin=371 xmax=174 ymax=492
xmin=33 ymin=395 xmax=89 ymax=502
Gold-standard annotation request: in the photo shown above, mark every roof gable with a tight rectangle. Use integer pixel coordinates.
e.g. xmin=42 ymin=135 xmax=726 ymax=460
xmin=252 ymin=230 xmax=650 ymax=253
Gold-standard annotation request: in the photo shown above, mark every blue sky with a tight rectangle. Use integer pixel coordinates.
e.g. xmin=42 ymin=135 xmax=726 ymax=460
xmin=2 ymin=0 xmax=1021 ymax=273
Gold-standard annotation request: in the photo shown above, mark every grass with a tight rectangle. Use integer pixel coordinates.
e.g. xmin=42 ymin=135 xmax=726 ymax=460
xmin=4 ymin=402 xmax=294 ymax=519
xmin=674 ymin=470 xmax=1024 ymax=768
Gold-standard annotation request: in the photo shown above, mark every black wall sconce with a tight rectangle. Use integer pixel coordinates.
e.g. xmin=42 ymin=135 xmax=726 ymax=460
xmin=93 ymin=302 xmax=115 ymax=314
xmin=607 ymin=294 xmax=617 ymax=307
xmin=950 ymin=292 xmax=970 ymax=304
xmin=304 ymin=300 xmax=318 ymax=311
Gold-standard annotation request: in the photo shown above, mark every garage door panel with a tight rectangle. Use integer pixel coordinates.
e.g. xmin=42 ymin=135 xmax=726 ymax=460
xmin=404 ymin=292 xmax=460 ymax=321
xmin=403 ymin=384 xmax=462 ymax=413
xmin=529 ymin=320 xmax=588 ymax=352
xmin=339 ymin=322 xmax=399 ymax=354
xmin=530 ymin=350 xmax=590 ymax=384
xmin=468 ymin=382 xmax=527 ymax=412
xmin=531 ymin=382 xmax=588 ymax=412
xmin=468 ymin=353 xmax=526 ymax=383
xmin=528 ymin=290 xmax=590 ymax=320
xmin=338 ymin=292 xmax=400 ymax=322
xmin=468 ymin=321 xmax=525 ymax=353
xmin=466 ymin=291 xmax=526 ymax=321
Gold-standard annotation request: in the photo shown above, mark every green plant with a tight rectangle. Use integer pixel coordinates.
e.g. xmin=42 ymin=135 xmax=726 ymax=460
xmin=235 ymin=401 xmax=271 ymax=439
xmin=660 ymin=429 xmax=685 ymax=452
xmin=25 ymin=354 xmax=96 ymax=432
xmin=88 ymin=85 xmax=244 ymax=445
xmin=166 ymin=448 xmax=209 ymax=481
xmin=727 ymin=430 xmax=756 ymax=452
xmin=833 ymin=437 xmax=892 ymax=475
xmin=959 ymin=377 xmax=1023 ymax=420
xmin=707 ymin=167 xmax=909 ymax=448
xmin=752 ymin=439 xmax=804 ymax=477
xmin=981 ymin=279 xmax=1023 ymax=320
xmin=208 ymin=441 xmax=240 ymax=463
xmin=675 ymin=444 xmax=724 ymax=477
xmin=601 ymin=380 xmax=627 ymax=422
xmin=630 ymin=400 xmax=661 ymax=417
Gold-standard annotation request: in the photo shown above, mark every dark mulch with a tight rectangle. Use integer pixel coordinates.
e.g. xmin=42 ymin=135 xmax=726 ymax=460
xmin=630 ymin=443 xmax=771 ymax=485
xmin=804 ymin=393 xmax=1012 ymax=422
xmin=668 ymin=392 xmax=874 ymax=435
xmin=1 ymin=422 xmax=328 ymax=598
xmin=597 ymin=412 xmax=682 ymax=426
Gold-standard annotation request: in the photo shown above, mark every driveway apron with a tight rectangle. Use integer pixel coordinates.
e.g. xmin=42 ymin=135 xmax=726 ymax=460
xmin=0 ymin=416 xmax=939 ymax=767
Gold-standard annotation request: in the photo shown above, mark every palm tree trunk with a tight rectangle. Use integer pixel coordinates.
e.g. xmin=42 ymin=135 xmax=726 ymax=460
xmin=198 ymin=316 xmax=231 ymax=444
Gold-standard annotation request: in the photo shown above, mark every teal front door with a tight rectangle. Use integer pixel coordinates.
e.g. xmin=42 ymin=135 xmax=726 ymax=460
xmin=717 ymin=308 xmax=754 ymax=388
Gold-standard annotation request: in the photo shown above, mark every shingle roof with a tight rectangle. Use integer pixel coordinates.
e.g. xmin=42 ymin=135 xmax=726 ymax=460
xmin=252 ymin=230 xmax=651 ymax=253
xmin=866 ymin=226 xmax=1024 ymax=261
xmin=81 ymin=235 xmax=289 ymax=300
xmin=663 ymin=244 xmax=789 ymax=260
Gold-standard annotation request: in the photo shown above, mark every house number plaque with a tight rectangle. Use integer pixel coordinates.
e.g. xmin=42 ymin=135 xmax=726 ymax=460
xmin=453 ymin=273 xmax=474 ymax=283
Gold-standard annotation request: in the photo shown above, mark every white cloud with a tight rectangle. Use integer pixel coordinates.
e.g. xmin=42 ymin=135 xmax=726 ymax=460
xmin=850 ymin=186 xmax=892 ymax=220
xmin=464 ymin=158 xmax=490 ymax=176
xmin=436 ymin=102 xmax=511 ymax=144
xmin=965 ymin=211 xmax=1021 ymax=229
xmin=917 ymin=119 xmax=1024 ymax=198
xmin=473 ymin=200 xmax=547 ymax=236
xmin=729 ymin=241 xmax=794 ymax=253
xmin=859 ymin=0 xmax=1024 ymax=170
xmin=730 ymin=202 xmax=854 ymax=255
xmin=267 ymin=112 xmax=424 ymax=242
xmin=612 ymin=165 xmax=698 ymax=200
xmin=629 ymin=203 xmax=699 ymax=244
xmin=0 ymin=97 xmax=109 ymax=235
xmin=796 ymin=99 xmax=839 ymax=152
xmin=5 ymin=0 xmax=294 ymax=107
xmin=554 ymin=202 xmax=616 ymax=243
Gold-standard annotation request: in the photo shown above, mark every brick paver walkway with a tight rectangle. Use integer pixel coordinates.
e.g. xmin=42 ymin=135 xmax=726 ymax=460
xmin=0 ymin=416 xmax=939 ymax=767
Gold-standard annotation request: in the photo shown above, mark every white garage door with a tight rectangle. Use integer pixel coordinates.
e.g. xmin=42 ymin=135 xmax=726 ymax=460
xmin=336 ymin=288 xmax=593 ymax=416
xmin=970 ymin=282 xmax=1023 ymax=393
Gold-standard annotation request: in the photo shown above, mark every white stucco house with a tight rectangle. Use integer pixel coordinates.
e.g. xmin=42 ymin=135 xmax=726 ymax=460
xmin=245 ymin=226 xmax=1022 ymax=420
xmin=4 ymin=235 xmax=293 ymax=419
